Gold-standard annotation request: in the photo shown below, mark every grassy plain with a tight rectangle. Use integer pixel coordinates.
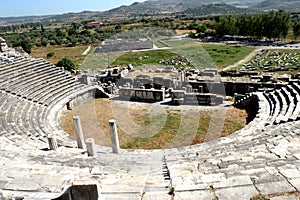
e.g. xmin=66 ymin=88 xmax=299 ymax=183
xmin=31 ymin=39 xmax=255 ymax=71
xmin=111 ymin=50 xmax=177 ymax=66
xmin=81 ymin=39 xmax=254 ymax=71
xmin=201 ymin=44 xmax=255 ymax=69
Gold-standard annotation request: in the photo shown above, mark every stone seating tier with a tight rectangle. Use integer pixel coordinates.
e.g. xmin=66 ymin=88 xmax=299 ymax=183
xmin=1 ymin=54 xmax=300 ymax=199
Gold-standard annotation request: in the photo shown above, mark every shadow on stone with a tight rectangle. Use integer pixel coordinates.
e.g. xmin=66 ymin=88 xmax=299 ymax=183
xmin=52 ymin=184 xmax=99 ymax=200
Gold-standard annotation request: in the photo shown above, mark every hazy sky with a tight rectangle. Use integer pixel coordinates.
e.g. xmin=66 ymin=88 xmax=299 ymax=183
xmin=0 ymin=0 xmax=146 ymax=17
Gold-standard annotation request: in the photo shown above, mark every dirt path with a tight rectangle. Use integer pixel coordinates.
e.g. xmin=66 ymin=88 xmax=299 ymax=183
xmin=222 ymin=48 xmax=261 ymax=71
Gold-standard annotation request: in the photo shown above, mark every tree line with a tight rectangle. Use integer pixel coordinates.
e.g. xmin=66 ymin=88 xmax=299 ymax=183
xmin=215 ymin=10 xmax=292 ymax=41
xmin=0 ymin=23 xmax=122 ymax=54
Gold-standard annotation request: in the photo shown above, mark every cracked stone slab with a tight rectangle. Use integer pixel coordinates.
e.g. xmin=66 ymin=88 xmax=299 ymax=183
xmin=215 ymin=185 xmax=259 ymax=200
xmin=201 ymin=173 xmax=226 ymax=183
xmin=214 ymin=176 xmax=253 ymax=189
xmin=288 ymin=178 xmax=300 ymax=191
xmin=174 ymin=183 xmax=208 ymax=192
xmin=100 ymin=184 xmax=144 ymax=194
xmin=142 ymin=192 xmax=171 ymax=200
xmin=293 ymin=153 xmax=300 ymax=160
xmin=174 ymin=190 xmax=215 ymax=200
xmin=4 ymin=180 xmax=40 ymax=191
xmin=101 ymin=193 xmax=142 ymax=200
xmin=255 ymin=181 xmax=295 ymax=195
xmin=280 ymin=168 xmax=300 ymax=179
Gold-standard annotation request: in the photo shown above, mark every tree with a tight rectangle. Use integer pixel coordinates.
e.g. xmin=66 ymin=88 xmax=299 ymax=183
xmin=12 ymin=40 xmax=32 ymax=54
xmin=41 ymin=25 xmax=45 ymax=33
xmin=41 ymin=37 xmax=48 ymax=47
xmin=68 ymin=28 xmax=78 ymax=36
xmin=57 ymin=58 xmax=76 ymax=71
xmin=214 ymin=10 xmax=291 ymax=40
xmin=55 ymin=29 xmax=66 ymax=37
xmin=293 ymin=22 xmax=300 ymax=40
xmin=216 ymin=15 xmax=239 ymax=36
xmin=196 ymin=24 xmax=207 ymax=34
xmin=115 ymin=24 xmax=122 ymax=30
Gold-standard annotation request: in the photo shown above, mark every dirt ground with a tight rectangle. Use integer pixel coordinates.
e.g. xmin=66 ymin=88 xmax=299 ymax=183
xmin=61 ymin=98 xmax=247 ymax=149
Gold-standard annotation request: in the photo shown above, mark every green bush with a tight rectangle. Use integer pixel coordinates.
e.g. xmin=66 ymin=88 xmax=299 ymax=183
xmin=46 ymin=52 xmax=55 ymax=58
xmin=57 ymin=58 xmax=76 ymax=71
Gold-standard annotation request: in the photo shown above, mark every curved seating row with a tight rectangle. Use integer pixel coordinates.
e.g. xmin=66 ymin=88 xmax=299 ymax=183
xmin=0 ymin=53 xmax=300 ymax=199
xmin=0 ymin=55 xmax=89 ymax=146
xmin=256 ymin=83 xmax=300 ymax=125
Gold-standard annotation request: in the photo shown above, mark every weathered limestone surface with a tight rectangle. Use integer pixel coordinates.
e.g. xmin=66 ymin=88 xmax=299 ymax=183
xmin=0 ymin=53 xmax=300 ymax=199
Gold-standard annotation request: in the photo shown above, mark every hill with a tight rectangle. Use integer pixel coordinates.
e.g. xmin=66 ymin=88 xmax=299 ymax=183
xmin=1 ymin=0 xmax=300 ymax=26
xmin=106 ymin=0 xmax=264 ymax=15
xmin=253 ymin=0 xmax=300 ymax=12
xmin=0 ymin=11 xmax=101 ymax=26
xmin=183 ymin=3 xmax=250 ymax=16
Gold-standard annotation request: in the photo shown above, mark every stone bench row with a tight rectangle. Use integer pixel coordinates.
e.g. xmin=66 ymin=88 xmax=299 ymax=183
xmin=164 ymin=117 xmax=300 ymax=199
xmin=0 ymin=58 xmax=42 ymax=77
xmin=0 ymin=56 xmax=31 ymax=69
xmin=0 ymin=91 xmax=79 ymax=148
xmin=0 ymin=62 xmax=60 ymax=88
xmin=0 ymin=58 xmax=83 ymax=106
xmin=0 ymin=93 xmax=48 ymax=144
xmin=261 ymin=83 xmax=300 ymax=125
xmin=0 ymin=85 xmax=88 ymax=148
xmin=0 ymin=86 xmax=299 ymax=198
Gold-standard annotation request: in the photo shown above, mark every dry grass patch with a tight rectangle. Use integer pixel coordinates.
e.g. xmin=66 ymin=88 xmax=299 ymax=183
xmin=31 ymin=45 xmax=89 ymax=66
xmin=61 ymin=98 xmax=247 ymax=149
xmin=250 ymin=191 xmax=300 ymax=200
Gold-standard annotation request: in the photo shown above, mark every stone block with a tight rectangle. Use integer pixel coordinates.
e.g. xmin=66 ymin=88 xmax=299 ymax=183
xmin=215 ymin=185 xmax=259 ymax=200
xmin=142 ymin=192 xmax=171 ymax=200
xmin=288 ymin=178 xmax=300 ymax=191
xmin=201 ymin=173 xmax=226 ymax=183
xmin=214 ymin=176 xmax=253 ymax=189
xmin=5 ymin=180 xmax=40 ymax=191
xmin=174 ymin=190 xmax=215 ymax=200
xmin=280 ymin=168 xmax=300 ymax=179
xmin=102 ymin=193 xmax=141 ymax=200
xmin=255 ymin=181 xmax=295 ymax=195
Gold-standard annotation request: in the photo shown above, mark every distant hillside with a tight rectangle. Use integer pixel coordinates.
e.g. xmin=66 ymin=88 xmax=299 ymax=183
xmin=183 ymin=3 xmax=249 ymax=16
xmin=0 ymin=11 xmax=102 ymax=26
xmin=253 ymin=0 xmax=300 ymax=11
xmin=0 ymin=15 xmax=54 ymax=25
xmin=107 ymin=0 xmax=264 ymax=15
xmin=107 ymin=0 xmax=182 ymax=15
xmin=1 ymin=0 xmax=299 ymax=26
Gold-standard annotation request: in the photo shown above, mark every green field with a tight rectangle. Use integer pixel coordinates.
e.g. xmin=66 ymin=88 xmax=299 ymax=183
xmin=111 ymin=50 xmax=177 ymax=66
xmin=79 ymin=39 xmax=255 ymax=71
xmin=166 ymin=39 xmax=216 ymax=69
xmin=165 ymin=40 xmax=254 ymax=69
xmin=201 ymin=44 xmax=255 ymax=69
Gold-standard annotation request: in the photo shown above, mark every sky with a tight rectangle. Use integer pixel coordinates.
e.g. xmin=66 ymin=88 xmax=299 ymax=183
xmin=0 ymin=0 xmax=146 ymax=17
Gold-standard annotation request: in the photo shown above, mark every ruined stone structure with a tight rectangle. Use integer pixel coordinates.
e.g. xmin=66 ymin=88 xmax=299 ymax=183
xmin=96 ymin=37 xmax=154 ymax=53
xmin=0 ymin=38 xmax=300 ymax=199
xmin=0 ymin=37 xmax=9 ymax=53
xmin=119 ymin=87 xmax=165 ymax=101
